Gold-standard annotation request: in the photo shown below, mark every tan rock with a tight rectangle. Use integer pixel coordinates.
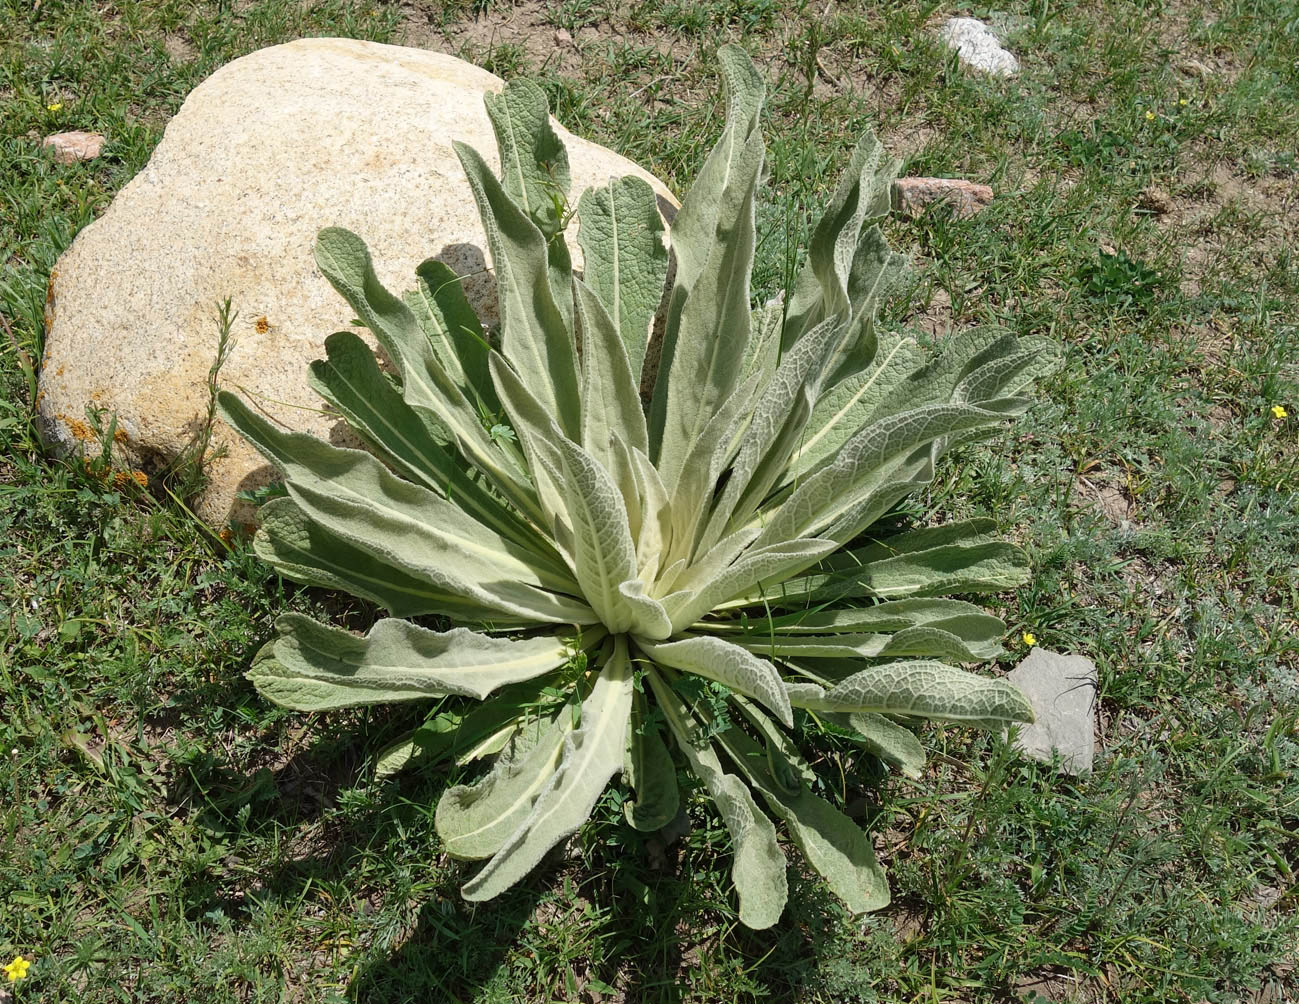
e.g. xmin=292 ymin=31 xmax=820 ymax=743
xmin=893 ymin=177 xmax=994 ymax=218
xmin=38 ymin=38 xmax=677 ymax=528
xmin=41 ymin=130 xmax=106 ymax=164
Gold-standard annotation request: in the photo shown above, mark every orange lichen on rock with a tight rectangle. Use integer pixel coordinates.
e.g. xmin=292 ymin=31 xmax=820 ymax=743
xmin=62 ymin=415 xmax=98 ymax=443
xmin=255 ymin=316 xmax=270 ymax=334
xmin=111 ymin=470 xmax=149 ymax=488
xmin=113 ymin=426 xmax=129 ymax=444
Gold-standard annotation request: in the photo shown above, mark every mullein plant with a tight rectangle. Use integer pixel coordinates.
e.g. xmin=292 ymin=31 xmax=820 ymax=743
xmin=218 ymin=46 xmax=1059 ymax=928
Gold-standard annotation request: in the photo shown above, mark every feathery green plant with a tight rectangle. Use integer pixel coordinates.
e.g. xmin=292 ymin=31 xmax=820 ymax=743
xmin=218 ymin=46 xmax=1059 ymax=928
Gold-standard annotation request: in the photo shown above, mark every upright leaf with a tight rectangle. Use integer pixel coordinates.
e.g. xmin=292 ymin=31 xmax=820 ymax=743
xmin=483 ymin=79 xmax=570 ymax=238
xmin=456 ymin=141 xmax=582 ymax=439
xmin=782 ymin=131 xmax=899 ymax=349
xmin=552 ymin=435 xmax=671 ymax=639
xmin=649 ymin=45 xmax=766 ymax=493
xmin=576 ymin=278 xmax=649 ymax=469
xmin=406 ymin=258 xmax=497 ymax=414
xmin=576 ymin=176 xmax=669 ymax=376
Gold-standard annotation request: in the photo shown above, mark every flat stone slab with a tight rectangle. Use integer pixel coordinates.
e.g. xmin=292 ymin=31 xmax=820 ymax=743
xmin=1006 ymin=649 xmax=1097 ymax=774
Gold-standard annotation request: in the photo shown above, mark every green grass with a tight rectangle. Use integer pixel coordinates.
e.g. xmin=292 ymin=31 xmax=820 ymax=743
xmin=2 ymin=0 xmax=1297 ymax=1001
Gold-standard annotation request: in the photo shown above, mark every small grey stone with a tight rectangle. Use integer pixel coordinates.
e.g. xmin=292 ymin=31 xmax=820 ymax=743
xmin=939 ymin=17 xmax=1020 ymax=77
xmin=1006 ymin=649 xmax=1096 ymax=774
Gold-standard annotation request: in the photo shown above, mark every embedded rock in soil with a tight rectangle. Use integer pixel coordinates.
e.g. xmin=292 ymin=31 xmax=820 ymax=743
xmin=38 ymin=37 xmax=676 ymax=527
xmin=939 ymin=17 xmax=1020 ymax=77
xmin=41 ymin=130 xmax=106 ymax=164
xmin=893 ymin=177 xmax=994 ymax=218
xmin=1006 ymin=649 xmax=1097 ymax=774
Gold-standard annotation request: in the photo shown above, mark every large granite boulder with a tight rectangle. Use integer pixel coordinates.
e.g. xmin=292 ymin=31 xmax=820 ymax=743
xmin=38 ymin=37 xmax=676 ymax=526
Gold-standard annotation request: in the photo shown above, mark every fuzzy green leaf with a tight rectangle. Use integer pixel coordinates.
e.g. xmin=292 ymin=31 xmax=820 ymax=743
xmin=253 ymin=497 xmax=489 ymax=620
xmin=455 ymin=141 xmax=582 ymax=439
xmin=483 ymin=79 xmax=570 ymax=238
xmin=716 ymin=724 xmax=889 ymax=913
xmin=576 ymin=176 xmax=669 ymax=376
xmin=462 ymin=637 xmax=635 ymax=900
xmin=786 ymin=659 xmax=1034 ymax=724
xmin=251 ymin=614 xmax=575 ymax=711
xmin=838 ymin=712 xmax=925 ymax=779
xmin=219 ymin=392 xmax=593 ymax=625
xmin=639 ymin=635 xmax=793 ymax=727
xmin=576 ymin=277 xmax=649 ymax=469
xmin=648 ymin=668 xmax=787 ymax=928
xmin=437 ymin=710 xmax=573 ymax=860
xmin=623 ymin=689 xmax=680 ymax=831
xmin=405 ymin=257 xmax=497 ymax=414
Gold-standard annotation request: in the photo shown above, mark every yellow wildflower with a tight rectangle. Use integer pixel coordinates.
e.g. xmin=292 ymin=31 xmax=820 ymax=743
xmin=1272 ymin=405 xmax=1289 ymax=419
xmin=1022 ymin=632 xmax=1037 ymax=647
xmin=4 ymin=956 xmax=31 ymax=982
xmin=1178 ymin=98 xmax=1188 ymax=106
xmin=1144 ymin=109 xmax=1155 ymax=121
xmin=46 ymin=102 xmax=63 ymax=112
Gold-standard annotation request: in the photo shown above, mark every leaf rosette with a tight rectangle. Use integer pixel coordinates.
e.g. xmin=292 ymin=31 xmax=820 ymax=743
xmin=219 ymin=48 xmax=1059 ymax=928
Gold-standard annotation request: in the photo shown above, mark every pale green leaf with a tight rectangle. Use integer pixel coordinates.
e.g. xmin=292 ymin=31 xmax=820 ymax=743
xmin=219 ymin=393 xmax=595 ymax=626
xmin=837 ymin=712 xmax=925 ymax=779
xmin=783 ymin=131 xmax=899 ymax=348
xmin=483 ymin=79 xmax=570 ymax=237
xmin=313 ymin=227 xmax=541 ymax=521
xmin=754 ymin=404 xmax=1013 ymax=547
xmin=787 ymin=330 xmax=924 ymax=479
xmin=705 ymin=597 xmax=1003 ymax=637
xmin=462 ymin=637 xmax=636 ymax=900
xmin=250 ymin=613 xmax=576 ymax=711
xmin=665 ymin=537 xmax=837 ymax=633
xmin=624 ymin=689 xmax=680 ymax=831
xmin=648 ymin=667 xmax=787 ymax=929
xmin=455 ymin=141 xmax=582 ymax=439
xmin=552 ymin=435 xmax=671 ymax=638
xmin=787 ymin=659 xmax=1034 ymax=724
xmin=649 ymin=45 xmax=765 ymax=494
xmin=732 ymin=624 xmax=999 ymax=663
xmin=576 ymin=176 xmax=669 ymax=376
xmin=308 ymin=331 xmax=551 ymax=565
xmin=576 ymin=277 xmax=649 ymax=468
xmin=700 ymin=317 xmax=846 ymax=547
xmin=638 ymin=635 xmax=793 ymax=727
xmin=716 ymin=723 xmax=890 ymax=913
xmin=437 ymin=711 xmax=572 ymax=860
xmin=405 ymin=257 xmax=497 ymax=413
xmin=253 ymin=497 xmax=499 ymax=621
